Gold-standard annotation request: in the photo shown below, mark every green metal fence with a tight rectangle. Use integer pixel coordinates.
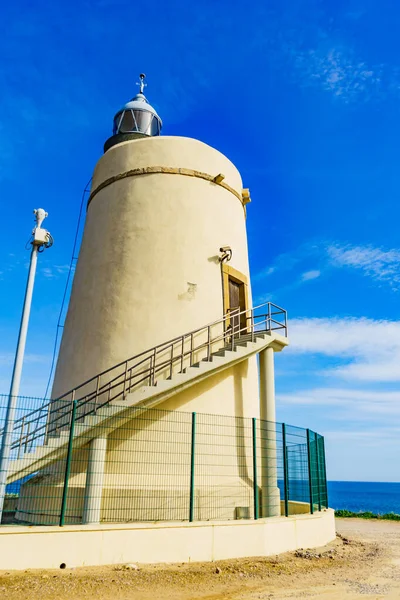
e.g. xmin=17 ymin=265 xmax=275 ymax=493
xmin=0 ymin=394 xmax=328 ymax=526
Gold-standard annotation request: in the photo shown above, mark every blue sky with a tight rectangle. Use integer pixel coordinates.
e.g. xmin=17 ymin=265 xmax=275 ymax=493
xmin=1 ymin=0 xmax=400 ymax=482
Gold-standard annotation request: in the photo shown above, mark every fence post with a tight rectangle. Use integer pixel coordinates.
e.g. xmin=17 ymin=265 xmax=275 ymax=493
xmin=252 ymin=418 xmax=259 ymax=520
xmin=321 ymin=436 xmax=329 ymax=508
xmin=189 ymin=412 xmax=196 ymax=522
xmin=59 ymin=397 xmax=77 ymax=527
xmin=282 ymin=423 xmax=289 ymax=517
xmin=306 ymin=429 xmax=314 ymax=515
xmin=315 ymin=433 xmax=321 ymax=511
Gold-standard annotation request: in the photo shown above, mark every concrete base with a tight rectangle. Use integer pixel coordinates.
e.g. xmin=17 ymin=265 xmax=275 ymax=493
xmin=0 ymin=509 xmax=335 ymax=571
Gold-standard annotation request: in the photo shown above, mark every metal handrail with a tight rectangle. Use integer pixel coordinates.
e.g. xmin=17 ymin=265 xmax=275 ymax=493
xmin=7 ymin=302 xmax=287 ymax=455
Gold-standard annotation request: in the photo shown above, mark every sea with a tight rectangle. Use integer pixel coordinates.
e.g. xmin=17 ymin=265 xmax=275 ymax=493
xmin=6 ymin=479 xmax=400 ymax=515
xmin=328 ymin=481 xmax=400 ymax=515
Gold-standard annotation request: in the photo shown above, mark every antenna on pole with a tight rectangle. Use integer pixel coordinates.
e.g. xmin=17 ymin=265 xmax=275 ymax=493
xmin=136 ymin=73 xmax=147 ymax=95
xmin=0 ymin=209 xmax=53 ymax=520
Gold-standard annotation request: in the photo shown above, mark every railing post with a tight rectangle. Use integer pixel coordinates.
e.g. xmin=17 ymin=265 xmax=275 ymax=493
xmin=315 ymin=433 xmax=321 ymax=511
xmin=207 ymin=326 xmax=211 ymax=360
xmin=180 ymin=336 xmax=184 ymax=373
xmin=251 ymin=309 xmax=255 ymax=342
xmin=122 ymin=361 xmax=128 ymax=397
xmin=306 ymin=428 xmax=314 ymax=515
xmin=268 ymin=303 xmax=272 ymax=331
xmin=282 ymin=423 xmax=289 ymax=517
xmin=252 ymin=417 xmax=259 ymax=520
xmin=190 ymin=334 xmax=194 ymax=366
xmin=94 ymin=375 xmax=100 ymax=414
xmin=44 ymin=405 xmax=50 ymax=442
xmin=59 ymin=395 xmax=77 ymax=527
xmin=25 ymin=421 xmax=31 ymax=453
xmin=231 ymin=311 xmax=235 ymax=351
xmin=152 ymin=348 xmax=156 ymax=385
xmin=170 ymin=344 xmax=174 ymax=378
xmin=189 ymin=412 xmax=196 ymax=522
xmin=17 ymin=418 xmax=25 ymax=459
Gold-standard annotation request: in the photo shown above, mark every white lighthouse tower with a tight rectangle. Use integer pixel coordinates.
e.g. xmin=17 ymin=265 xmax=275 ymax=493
xmin=17 ymin=75 xmax=288 ymax=524
xmin=52 ymin=75 xmax=262 ymax=415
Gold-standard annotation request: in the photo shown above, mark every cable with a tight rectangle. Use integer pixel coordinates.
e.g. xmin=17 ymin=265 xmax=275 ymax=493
xmin=43 ymin=177 xmax=92 ymax=399
xmin=25 ymin=236 xmax=34 ymax=250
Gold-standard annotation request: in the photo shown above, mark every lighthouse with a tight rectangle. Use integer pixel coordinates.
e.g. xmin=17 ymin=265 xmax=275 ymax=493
xmin=17 ymin=75 xmax=288 ymax=524
xmin=52 ymin=75 xmax=262 ymax=417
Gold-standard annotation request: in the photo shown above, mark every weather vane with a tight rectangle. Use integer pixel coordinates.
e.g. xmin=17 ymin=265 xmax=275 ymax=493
xmin=136 ymin=73 xmax=147 ymax=94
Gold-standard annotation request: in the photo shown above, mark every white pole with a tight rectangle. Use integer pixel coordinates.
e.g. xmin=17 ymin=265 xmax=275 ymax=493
xmin=0 ymin=209 xmax=52 ymax=521
xmin=259 ymin=346 xmax=281 ymax=517
xmin=82 ymin=437 xmax=108 ymax=524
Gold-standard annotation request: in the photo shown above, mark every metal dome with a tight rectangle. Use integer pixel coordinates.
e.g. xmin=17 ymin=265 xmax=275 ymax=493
xmin=112 ymin=74 xmax=162 ymax=138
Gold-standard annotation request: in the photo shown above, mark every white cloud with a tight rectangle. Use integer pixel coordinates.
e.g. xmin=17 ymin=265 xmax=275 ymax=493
xmin=0 ymin=353 xmax=49 ymax=366
xmin=327 ymin=243 xmax=400 ymax=289
xmin=325 ymin=427 xmax=400 ymax=447
xmin=255 ymin=241 xmax=400 ymax=292
xmin=300 ymin=270 xmax=320 ymax=282
xmin=54 ymin=264 xmax=73 ymax=274
xmin=279 ymin=387 xmax=400 ymax=417
xmin=292 ymin=46 xmax=385 ymax=103
xmin=41 ymin=268 xmax=54 ymax=279
xmin=41 ymin=264 xmax=73 ymax=279
xmin=288 ymin=316 xmax=400 ymax=382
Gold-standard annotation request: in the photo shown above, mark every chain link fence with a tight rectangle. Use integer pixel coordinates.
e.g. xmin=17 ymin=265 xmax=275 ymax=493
xmin=1 ymin=394 xmax=328 ymax=526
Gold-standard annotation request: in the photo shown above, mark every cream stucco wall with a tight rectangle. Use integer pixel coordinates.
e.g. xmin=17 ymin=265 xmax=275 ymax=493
xmin=52 ymin=136 xmax=254 ymax=400
xmin=22 ymin=135 xmax=280 ymax=527
xmin=0 ymin=510 xmax=336 ymax=570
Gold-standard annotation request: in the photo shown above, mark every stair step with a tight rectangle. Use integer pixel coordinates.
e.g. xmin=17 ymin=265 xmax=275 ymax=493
xmin=166 ymin=372 xmax=186 ymax=380
xmin=182 ymin=362 xmax=203 ymax=373
xmin=83 ymin=415 xmax=100 ymax=426
xmin=97 ymin=404 xmax=125 ymax=418
xmin=31 ymin=446 xmax=51 ymax=459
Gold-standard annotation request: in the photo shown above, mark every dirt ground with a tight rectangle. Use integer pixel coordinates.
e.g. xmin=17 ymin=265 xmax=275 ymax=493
xmin=0 ymin=518 xmax=400 ymax=599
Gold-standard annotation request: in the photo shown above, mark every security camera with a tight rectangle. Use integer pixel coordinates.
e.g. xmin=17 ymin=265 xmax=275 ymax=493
xmin=219 ymin=246 xmax=233 ymax=263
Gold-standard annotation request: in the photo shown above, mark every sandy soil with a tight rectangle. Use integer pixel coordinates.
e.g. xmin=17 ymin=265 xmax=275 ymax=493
xmin=0 ymin=518 xmax=399 ymax=599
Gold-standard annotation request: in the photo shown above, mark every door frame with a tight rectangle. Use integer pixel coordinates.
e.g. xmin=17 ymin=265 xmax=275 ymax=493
xmin=221 ymin=264 xmax=250 ymax=332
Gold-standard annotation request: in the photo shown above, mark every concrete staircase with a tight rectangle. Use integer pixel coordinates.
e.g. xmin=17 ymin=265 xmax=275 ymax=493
xmin=6 ymin=330 xmax=288 ymax=484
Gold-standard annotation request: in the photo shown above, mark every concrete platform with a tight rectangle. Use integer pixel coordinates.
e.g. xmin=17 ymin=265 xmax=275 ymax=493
xmin=0 ymin=509 xmax=335 ymax=570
